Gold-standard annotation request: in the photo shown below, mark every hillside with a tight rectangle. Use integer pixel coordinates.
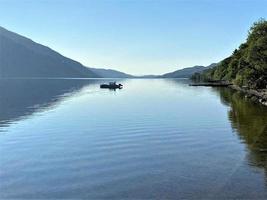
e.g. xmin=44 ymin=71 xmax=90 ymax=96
xmin=90 ymin=68 xmax=133 ymax=78
xmin=162 ymin=63 xmax=216 ymax=78
xmin=0 ymin=26 xmax=99 ymax=78
xmin=193 ymin=19 xmax=267 ymax=89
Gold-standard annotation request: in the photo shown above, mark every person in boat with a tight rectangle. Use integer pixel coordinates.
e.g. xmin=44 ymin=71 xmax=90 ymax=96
xmin=109 ymin=81 xmax=116 ymax=86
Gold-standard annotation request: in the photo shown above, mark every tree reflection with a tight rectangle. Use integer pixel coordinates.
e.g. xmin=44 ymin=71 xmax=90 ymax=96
xmin=216 ymin=87 xmax=267 ymax=169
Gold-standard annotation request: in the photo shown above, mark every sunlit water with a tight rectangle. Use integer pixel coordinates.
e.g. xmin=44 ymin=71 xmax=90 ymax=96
xmin=0 ymin=78 xmax=267 ymax=199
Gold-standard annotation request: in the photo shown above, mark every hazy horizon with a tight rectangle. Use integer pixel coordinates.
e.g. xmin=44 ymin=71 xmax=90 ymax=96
xmin=0 ymin=0 xmax=267 ymax=75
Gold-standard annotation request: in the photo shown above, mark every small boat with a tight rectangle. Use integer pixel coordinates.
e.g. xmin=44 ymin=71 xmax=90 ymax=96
xmin=100 ymin=82 xmax=123 ymax=89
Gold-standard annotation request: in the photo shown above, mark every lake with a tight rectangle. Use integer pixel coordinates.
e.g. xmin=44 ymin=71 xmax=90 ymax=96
xmin=0 ymin=78 xmax=267 ymax=199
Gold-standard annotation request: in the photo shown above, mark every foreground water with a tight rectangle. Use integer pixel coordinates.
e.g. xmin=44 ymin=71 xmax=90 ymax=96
xmin=0 ymin=78 xmax=267 ymax=199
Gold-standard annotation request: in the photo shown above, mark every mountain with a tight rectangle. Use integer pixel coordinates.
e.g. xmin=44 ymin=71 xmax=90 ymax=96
xmin=193 ymin=19 xmax=267 ymax=89
xmin=161 ymin=63 xmax=216 ymax=78
xmin=0 ymin=26 xmax=220 ymax=79
xmin=90 ymin=67 xmax=133 ymax=78
xmin=0 ymin=26 xmax=99 ymax=78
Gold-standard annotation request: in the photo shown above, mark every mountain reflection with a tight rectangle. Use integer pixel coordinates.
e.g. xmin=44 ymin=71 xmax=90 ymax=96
xmin=216 ymin=88 xmax=267 ymax=168
xmin=0 ymin=79 xmax=97 ymax=128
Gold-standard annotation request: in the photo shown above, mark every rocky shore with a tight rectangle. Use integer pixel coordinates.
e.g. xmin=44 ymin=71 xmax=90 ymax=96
xmin=189 ymin=81 xmax=267 ymax=106
xmin=229 ymin=85 xmax=267 ymax=106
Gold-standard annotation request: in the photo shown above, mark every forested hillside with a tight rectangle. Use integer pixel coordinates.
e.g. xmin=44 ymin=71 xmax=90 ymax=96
xmin=192 ymin=19 xmax=267 ymax=89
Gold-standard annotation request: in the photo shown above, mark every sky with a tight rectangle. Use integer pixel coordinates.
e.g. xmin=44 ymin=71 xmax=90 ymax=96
xmin=0 ymin=0 xmax=267 ymax=75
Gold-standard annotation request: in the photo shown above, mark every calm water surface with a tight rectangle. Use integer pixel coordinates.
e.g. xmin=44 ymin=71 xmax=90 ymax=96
xmin=0 ymin=78 xmax=267 ymax=199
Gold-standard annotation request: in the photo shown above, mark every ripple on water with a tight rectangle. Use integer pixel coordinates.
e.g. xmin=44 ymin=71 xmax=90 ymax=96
xmin=1 ymin=79 xmax=267 ymax=199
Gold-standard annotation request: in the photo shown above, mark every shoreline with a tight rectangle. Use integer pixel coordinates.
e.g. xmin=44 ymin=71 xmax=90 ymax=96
xmin=229 ymin=85 xmax=267 ymax=106
xmin=189 ymin=81 xmax=267 ymax=106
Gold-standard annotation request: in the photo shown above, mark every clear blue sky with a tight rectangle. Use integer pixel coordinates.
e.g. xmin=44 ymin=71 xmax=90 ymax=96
xmin=0 ymin=0 xmax=267 ymax=75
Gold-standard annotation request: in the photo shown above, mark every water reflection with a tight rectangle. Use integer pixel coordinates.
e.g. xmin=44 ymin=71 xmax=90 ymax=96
xmin=0 ymin=79 xmax=99 ymax=128
xmin=1 ymin=79 xmax=267 ymax=198
xmin=216 ymin=88 xmax=267 ymax=168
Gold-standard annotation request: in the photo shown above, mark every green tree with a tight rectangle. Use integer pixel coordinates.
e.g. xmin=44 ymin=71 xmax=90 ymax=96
xmin=193 ymin=19 xmax=267 ymax=89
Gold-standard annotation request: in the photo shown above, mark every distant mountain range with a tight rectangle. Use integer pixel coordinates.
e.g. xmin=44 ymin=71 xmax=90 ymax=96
xmin=0 ymin=26 xmax=217 ymax=78
xmin=89 ymin=68 xmax=133 ymax=78
xmin=160 ymin=63 xmax=217 ymax=78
